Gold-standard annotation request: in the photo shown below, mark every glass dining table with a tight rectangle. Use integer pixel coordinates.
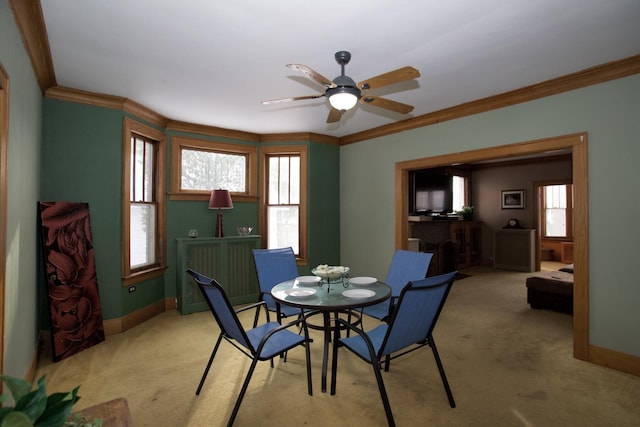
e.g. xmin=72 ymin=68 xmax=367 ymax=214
xmin=271 ymin=277 xmax=391 ymax=392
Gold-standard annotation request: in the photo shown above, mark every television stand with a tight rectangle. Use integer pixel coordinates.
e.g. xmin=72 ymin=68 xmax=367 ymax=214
xmin=432 ymin=214 xmax=461 ymax=221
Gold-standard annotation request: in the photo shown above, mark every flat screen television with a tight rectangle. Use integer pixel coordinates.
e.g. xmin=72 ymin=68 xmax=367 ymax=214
xmin=409 ymin=171 xmax=453 ymax=215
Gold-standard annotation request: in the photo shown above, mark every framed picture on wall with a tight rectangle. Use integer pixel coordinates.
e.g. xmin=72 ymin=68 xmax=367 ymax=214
xmin=501 ymin=189 xmax=525 ymax=209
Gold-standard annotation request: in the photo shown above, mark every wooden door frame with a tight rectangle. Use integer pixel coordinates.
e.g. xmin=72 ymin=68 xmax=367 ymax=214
xmin=395 ymin=133 xmax=589 ymax=361
xmin=1 ymin=63 xmax=9 ymax=379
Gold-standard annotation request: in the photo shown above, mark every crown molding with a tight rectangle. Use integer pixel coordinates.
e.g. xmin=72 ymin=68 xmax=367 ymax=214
xmin=44 ymin=86 xmax=125 ymax=110
xmin=339 ymin=54 xmax=640 ymax=145
xmin=122 ymin=99 xmax=168 ymax=128
xmin=45 ymin=86 xmax=167 ymax=128
xmin=260 ymin=133 xmax=339 ymax=145
xmin=165 ymin=120 xmax=261 ymax=143
xmin=8 ymin=0 xmax=56 ymax=92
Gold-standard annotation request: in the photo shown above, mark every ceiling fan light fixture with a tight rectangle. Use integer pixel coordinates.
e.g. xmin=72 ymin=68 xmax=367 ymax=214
xmin=265 ymin=51 xmax=418 ymax=121
xmin=329 ymin=89 xmax=359 ymax=111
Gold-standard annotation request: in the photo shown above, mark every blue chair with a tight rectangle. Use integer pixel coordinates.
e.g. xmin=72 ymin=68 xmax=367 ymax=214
xmin=331 ymin=271 xmax=458 ymax=427
xmin=252 ymin=247 xmax=305 ymax=326
xmin=187 ymin=268 xmax=312 ymax=426
xmin=361 ymin=249 xmax=433 ymax=321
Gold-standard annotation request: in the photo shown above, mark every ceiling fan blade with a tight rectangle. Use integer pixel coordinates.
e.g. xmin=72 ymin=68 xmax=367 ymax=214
xmin=287 ymin=64 xmax=337 ymax=88
xmin=357 ymin=66 xmax=420 ymax=91
xmin=261 ymin=94 xmax=324 ymax=105
xmin=360 ymin=95 xmax=415 ymax=114
xmin=326 ymin=107 xmax=342 ymax=123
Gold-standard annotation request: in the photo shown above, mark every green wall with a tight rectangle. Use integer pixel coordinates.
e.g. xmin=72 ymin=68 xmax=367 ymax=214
xmin=1 ymin=0 xmax=43 ymax=377
xmin=40 ymin=101 xmax=170 ymax=320
xmin=339 ymin=73 xmax=640 ymax=358
xmin=39 ymin=104 xmax=341 ymax=323
xmin=41 ymin=100 xmax=127 ymax=319
xmin=306 ymin=141 xmax=341 ymax=272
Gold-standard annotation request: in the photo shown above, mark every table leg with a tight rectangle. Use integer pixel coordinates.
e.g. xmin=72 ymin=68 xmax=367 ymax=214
xmin=311 ymin=310 xmax=360 ymax=393
xmin=331 ymin=312 xmax=340 ymax=396
xmin=321 ymin=311 xmax=331 ymax=393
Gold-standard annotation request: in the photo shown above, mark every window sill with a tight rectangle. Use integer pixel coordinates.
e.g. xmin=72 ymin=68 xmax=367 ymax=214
xmin=542 ymin=237 xmax=573 ymax=241
xmin=123 ymin=265 xmax=167 ymax=286
xmin=168 ymin=192 xmax=258 ymax=203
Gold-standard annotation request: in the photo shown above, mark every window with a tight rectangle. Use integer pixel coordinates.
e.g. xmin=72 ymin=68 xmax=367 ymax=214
xmin=260 ymin=145 xmax=307 ymax=261
xmin=542 ymin=184 xmax=573 ymax=238
xmin=130 ymin=136 xmax=156 ymax=268
xmin=181 ymin=149 xmax=246 ymax=192
xmin=170 ymin=135 xmax=257 ymax=201
xmin=452 ymin=175 xmax=467 ymax=212
xmin=123 ymin=118 xmax=166 ymax=285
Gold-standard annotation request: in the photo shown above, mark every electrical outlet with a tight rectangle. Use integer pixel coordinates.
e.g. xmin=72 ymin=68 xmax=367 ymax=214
xmin=128 ymin=286 xmax=136 ymax=293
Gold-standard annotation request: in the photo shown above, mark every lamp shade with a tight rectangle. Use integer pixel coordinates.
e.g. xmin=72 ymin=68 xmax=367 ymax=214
xmin=208 ymin=189 xmax=233 ymax=209
xmin=329 ymin=91 xmax=358 ymax=111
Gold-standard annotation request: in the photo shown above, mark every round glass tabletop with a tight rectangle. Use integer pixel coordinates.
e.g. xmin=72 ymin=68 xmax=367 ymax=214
xmin=271 ymin=278 xmax=391 ymax=311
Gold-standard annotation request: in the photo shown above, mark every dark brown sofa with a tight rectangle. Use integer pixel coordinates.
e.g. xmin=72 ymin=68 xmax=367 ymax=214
xmin=525 ymin=264 xmax=573 ymax=314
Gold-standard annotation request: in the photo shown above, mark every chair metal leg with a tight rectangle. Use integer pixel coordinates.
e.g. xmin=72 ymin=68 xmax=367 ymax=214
xmin=252 ymin=304 xmax=261 ymax=328
xmin=196 ymin=334 xmax=223 ymax=395
xmin=303 ymin=325 xmax=313 ymax=396
xmin=372 ymin=359 xmax=395 ymax=427
xmin=333 ymin=320 xmax=395 ymax=426
xmin=428 ymin=335 xmax=456 ymax=408
xmin=228 ymin=358 xmax=258 ymax=427
xmin=276 ymin=306 xmax=287 ymax=361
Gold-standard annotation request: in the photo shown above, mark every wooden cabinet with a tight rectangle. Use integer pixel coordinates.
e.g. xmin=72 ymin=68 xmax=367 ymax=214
xmin=560 ymin=241 xmax=574 ymax=263
xmin=409 ymin=220 xmax=482 ymax=273
xmin=450 ymin=221 xmax=482 ymax=269
xmin=176 ymin=236 xmax=261 ymax=314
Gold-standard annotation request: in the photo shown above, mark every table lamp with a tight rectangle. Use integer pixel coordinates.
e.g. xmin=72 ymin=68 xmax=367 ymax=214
xmin=208 ymin=189 xmax=233 ymax=237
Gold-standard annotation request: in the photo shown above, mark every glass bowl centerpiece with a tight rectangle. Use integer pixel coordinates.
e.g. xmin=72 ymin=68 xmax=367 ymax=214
xmin=312 ymin=264 xmax=350 ymax=290
xmin=236 ymin=226 xmax=253 ymax=236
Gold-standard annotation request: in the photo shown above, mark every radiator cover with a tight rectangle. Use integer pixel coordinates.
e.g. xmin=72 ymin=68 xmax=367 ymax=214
xmin=176 ymin=236 xmax=261 ymax=314
xmin=493 ymin=229 xmax=536 ymax=272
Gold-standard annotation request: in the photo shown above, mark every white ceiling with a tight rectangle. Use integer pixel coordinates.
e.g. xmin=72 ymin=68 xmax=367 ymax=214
xmin=39 ymin=0 xmax=640 ymax=138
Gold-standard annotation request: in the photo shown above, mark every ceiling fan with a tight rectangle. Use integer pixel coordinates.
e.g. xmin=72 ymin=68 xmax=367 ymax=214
xmin=262 ymin=51 xmax=420 ymax=123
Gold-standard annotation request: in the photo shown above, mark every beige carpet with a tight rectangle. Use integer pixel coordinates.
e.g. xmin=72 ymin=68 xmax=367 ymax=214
xmin=35 ymin=266 xmax=640 ymax=426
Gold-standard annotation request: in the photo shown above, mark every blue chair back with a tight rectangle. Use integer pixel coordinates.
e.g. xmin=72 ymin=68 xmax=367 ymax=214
xmin=384 ymin=250 xmax=433 ymax=295
xmin=381 ymin=271 xmax=457 ymax=356
xmin=186 ymin=269 xmax=252 ymax=351
xmin=253 ymin=247 xmax=299 ymax=308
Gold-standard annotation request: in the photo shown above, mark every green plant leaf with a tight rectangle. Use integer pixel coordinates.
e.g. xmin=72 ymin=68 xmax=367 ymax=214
xmin=36 ymin=387 xmax=80 ymax=427
xmin=14 ymin=377 xmax=48 ymax=422
xmin=45 ymin=389 xmax=80 ymax=408
xmin=0 ymin=374 xmax=32 ymax=403
xmin=0 ymin=407 xmax=14 ymax=424
xmin=0 ymin=375 xmax=83 ymax=427
xmin=14 ymin=390 xmax=46 ymax=422
xmin=1 ymin=410 xmax=35 ymax=427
